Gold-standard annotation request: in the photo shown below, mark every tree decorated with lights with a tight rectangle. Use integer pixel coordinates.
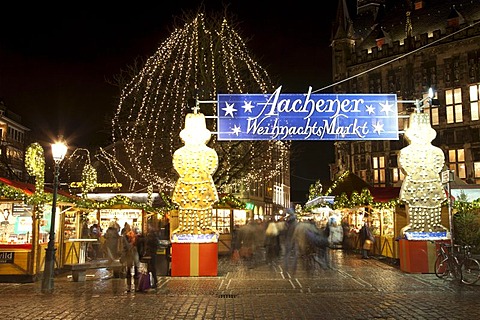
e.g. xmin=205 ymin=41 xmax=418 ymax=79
xmin=105 ymin=10 xmax=290 ymax=193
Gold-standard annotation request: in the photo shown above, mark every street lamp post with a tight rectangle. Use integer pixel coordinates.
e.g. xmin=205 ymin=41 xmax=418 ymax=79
xmin=41 ymin=140 xmax=67 ymax=293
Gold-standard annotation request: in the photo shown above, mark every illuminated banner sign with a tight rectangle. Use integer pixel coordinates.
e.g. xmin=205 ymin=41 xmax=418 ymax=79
xmin=217 ymin=86 xmax=398 ymax=141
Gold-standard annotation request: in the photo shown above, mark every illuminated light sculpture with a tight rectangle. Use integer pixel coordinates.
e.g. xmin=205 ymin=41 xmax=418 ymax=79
xmin=171 ymin=112 xmax=219 ymax=238
xmin=399 ymin=112 xmax=447 ymax=234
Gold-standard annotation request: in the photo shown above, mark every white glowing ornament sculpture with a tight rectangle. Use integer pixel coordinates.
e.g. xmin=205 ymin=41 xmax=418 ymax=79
xmin=399 ymin=112 xmax=447 ymax=233
xmin=171 ymin=112 xmax=219 ymax=235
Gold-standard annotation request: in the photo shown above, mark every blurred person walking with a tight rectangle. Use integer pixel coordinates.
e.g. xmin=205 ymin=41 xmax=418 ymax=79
xmin=120 ymin=230 xmax=140 ymax=292
xmin=264 ymin=220 xmax=280 ymax=266
xmin=359 ymin=219 xmax=374 ymax=259
xmin=282 ymin=214 xmax=298 ymax=274
xmin=144 ymin=226 xmax=159 ymax=289
xmin=236 ymin=221 xmax=256 ymax=267
xmin=104 ymin=221 xmax=120 ymax=261
xmin=89 ymin=221 xmax=102 ymax=260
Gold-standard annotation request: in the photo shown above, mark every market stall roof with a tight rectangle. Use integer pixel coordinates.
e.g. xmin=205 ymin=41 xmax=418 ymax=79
xmin=0 ymin=176 xmax=79 ymax=203
xmin=0 ymin=177 xmax=35 ymax=195
xmin=326 ymin=172 xmax=372 ymax=197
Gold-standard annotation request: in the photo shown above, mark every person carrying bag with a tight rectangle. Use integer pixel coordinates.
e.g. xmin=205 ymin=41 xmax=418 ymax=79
xmin=359 ymin=220 xmax=374 ymax=259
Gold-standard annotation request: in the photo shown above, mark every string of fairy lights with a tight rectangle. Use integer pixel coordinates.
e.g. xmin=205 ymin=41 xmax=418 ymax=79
xmin=104 ymin=12 xmax=289 ymax=194
xmin=25 ymin=143 xmax=45 ymax=204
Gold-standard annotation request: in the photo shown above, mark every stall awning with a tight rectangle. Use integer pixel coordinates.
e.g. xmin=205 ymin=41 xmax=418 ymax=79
xmin=0 ymin=177 xmax=79 ymax=204
xmin=0 ymin=177 xmax=35 ymax=195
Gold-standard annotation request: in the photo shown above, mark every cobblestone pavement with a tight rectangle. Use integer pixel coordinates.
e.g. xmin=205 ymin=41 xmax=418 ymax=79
xmin=1 ymin=249 xmax=479 ymax=319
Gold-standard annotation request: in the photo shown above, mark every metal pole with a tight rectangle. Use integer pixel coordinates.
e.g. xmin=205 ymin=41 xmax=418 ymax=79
xmin=447 ymin=175 xmax=454 ymax=247
xmin=41 ymin=161 xmax=60 ymax=293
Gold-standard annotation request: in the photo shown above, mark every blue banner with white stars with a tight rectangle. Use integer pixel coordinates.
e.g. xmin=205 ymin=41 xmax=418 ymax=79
xmin=217 ymin=86 xmax=398 ymax=141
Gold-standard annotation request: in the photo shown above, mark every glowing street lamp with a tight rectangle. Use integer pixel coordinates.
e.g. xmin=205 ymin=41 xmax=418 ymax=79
xmin=414 ymin=87 xmax=435 ymax=112
xmin=41 ymin=140 xmax=67 ymax=293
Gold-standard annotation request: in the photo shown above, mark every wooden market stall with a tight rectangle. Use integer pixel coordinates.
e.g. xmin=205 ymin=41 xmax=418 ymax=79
xmin=337 ymin=186 xmax=451 ymax=261
xmin=0 ymin=177 xmax=79 ymax=282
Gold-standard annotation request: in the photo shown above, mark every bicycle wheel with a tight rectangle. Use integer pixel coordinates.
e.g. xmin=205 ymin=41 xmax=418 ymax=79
xmin=461 ymin=258 xmax=480 ymax=285
xmin=434 ymin=255 xmax=449 ymax=278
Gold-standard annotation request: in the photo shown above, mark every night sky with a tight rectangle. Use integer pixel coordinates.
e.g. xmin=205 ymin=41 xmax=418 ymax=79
xmin=0 ymin=1 xmax=339 ymax=202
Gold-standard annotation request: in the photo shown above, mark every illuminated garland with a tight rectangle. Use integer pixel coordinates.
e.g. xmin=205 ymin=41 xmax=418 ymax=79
xmin=25 ymin=143 xmax=45 ymax=201
xmin=81 ymin=163 xmax=97 ymax=197
xmin=147 ymin=184 xmax=153 ymax=207
xmin=0 ymin=180 xmax=73 ymax=206
xmin=332 ymin=188 xmax=398 ymax=210
xmin=74 ymin=194 xmax=165 ymax=215
xmin=304 ymin=172 xmax=399 ymax=211
xmin=216 ymin=194 xmax=247 ymax=209
xmin=0 ymin=178 xmax=165 ymax=215
xmin=308 ymin=180 xmax=323 ymax=201
xmin=324 ymin=171 xmax=349 ymax=196
xmin=0 ymin=183 xmax=29 ymax=202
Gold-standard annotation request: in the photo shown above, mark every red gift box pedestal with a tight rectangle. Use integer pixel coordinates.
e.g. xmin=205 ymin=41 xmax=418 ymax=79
xmin=399 ymin=239 xmax=449 ymax=273
xmin=171 ymin=242 xmax=218 ymax=276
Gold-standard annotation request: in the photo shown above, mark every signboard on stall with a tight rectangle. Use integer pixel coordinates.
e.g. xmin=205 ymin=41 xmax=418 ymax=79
xmin=12 ymin=204 xmax=33 ymax=217
xmin=217 ymin=86 xmax=398 ymax=141
xmin=0 ymin=252 xmax=14 ymax=263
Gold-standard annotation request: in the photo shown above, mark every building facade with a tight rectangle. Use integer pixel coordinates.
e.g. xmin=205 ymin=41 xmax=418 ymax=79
xmin=0 ymin=101 xmax=29 ymax=180
xmin=330 ymin=0 xmax=480 ymax=186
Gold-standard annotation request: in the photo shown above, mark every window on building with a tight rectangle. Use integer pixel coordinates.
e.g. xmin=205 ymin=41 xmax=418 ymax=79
xmin=391 ymin=167 xmax=405 ymax=183
xmin=474 ymin=162 xmax=480 ymax=184
xmin=372 ymin=156 xmax=386 ymax=186
xmin=467 ymin=51 xmax=480 ymax=82
xmin=422 ymin=92 xmax=439 ymax=125
xmin=449 ymin=149 xmax=466 ymax=179
xmin=469 ymin=84 xmax=480 ymax=121
xmin=445 ymin=88 xmax=463 ymax=124
xmin=358 ymin=170 xmax=367 ymax=181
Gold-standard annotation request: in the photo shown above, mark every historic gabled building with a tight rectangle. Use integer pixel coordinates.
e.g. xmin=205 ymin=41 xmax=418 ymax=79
xmin=330 ymin=0 xmax=480 ymax=186
xmin=0 ymin=101 xmax=29 ymax=180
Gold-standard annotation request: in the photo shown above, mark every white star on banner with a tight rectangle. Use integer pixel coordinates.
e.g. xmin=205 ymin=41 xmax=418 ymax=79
xmin=222 ymin=102 xmax=237 ymax=118
xmin=379 ymin=100 xmax=394 ymax=115
xmin=232 ymin=125 xmax=241 ymax=136
xmin=242 ymin=101 xmax=254 ymax=113
xmin=365 ymin=104 xmax=375 ymax=115
xmin=372 ymin=121 xmax=384 ymax=134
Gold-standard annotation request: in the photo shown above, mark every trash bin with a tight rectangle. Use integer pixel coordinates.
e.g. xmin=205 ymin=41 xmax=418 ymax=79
xmin=156 ymin=240 xmax=171 ymax=276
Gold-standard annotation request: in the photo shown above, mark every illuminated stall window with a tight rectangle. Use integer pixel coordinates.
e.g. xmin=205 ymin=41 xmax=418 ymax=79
xmin=445 ymin=88 xmax=463 ymax=124
xmin=63 ymin=211 xmax=78 ymax=239
xmin=449 ymin=148 xmax=466 ymax=179
xmin=97 ymin=209 xmax=143 ymax=233
xmin=0 ymin=203 xmax=34 ymax=244
xmin=211 ymin=208 xmax=231 ymax=234
xmin=39 ymin=204 xmax=61 ymax=244
xmin=211 ymin=208 xmax=248 ymax=233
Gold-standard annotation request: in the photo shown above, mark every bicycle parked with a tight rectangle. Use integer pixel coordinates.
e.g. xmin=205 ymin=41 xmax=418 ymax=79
xmin=434 ymin=242 xmax=480 ymax=285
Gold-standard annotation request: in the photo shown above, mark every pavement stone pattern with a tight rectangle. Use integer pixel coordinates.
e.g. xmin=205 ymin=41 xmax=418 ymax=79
xmin=1 ymin=249 xmax=479 ymax=319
